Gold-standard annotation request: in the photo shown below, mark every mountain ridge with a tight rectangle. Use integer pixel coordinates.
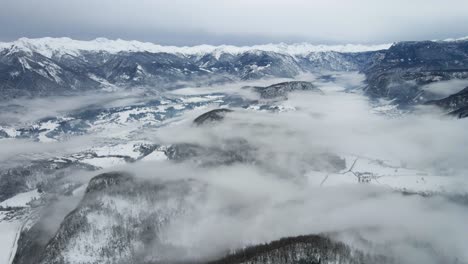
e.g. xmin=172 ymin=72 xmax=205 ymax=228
xmin=0 ymin=37 xmax=393 ymax=58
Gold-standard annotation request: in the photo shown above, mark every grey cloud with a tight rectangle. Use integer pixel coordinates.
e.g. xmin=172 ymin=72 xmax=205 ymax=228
xmin=1 ymin=0 xmax=468 ymax=44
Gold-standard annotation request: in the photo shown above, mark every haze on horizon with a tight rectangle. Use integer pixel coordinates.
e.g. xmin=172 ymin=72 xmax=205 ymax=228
xmin=1 ymin=0 xmax=468 ymax=46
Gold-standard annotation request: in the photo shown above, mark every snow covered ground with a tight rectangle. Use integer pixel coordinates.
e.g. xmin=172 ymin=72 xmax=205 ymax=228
xmin=0 ymin=192 xmax=39 ymax=264
xmin=141 ymin=150 xmax=167 ymax=161
xmin=0 ymin=189 xmax=42 ymax=264
xmin=0 ymin=190 xmax=40 ymax=208
xmin=79 ymin=156 xmax=127 ymax=169
xmin=306 ymin=155 xmax=467 ymax=195
xmin=0 ymin=212 xmax=22 ymax=264
xmin=0 ymin=189 xmax=41 ymax=264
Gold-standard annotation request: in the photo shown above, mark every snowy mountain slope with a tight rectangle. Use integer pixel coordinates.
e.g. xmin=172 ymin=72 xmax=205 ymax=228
xmin=0 ymin=211 xmax=24 ymax=264
xmin=0 ymin=47 xmax=101 ymax=99
xmin=27 ymin=172 xmax=207 ymax=264
xmin=425 ymin=86 xmax=468 ymax=117
xmin=363 ymin=39 xmax=468 ymax=108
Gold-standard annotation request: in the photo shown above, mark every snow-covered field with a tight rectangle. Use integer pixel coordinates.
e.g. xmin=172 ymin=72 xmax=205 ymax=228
xmin=306 ymin=156 xmax=467 ymax=194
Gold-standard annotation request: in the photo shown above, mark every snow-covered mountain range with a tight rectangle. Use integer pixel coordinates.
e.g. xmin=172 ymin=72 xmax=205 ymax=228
xmin=0 ymin=37 xmax=392 ymax=58
xmin=0 ymin=37 xmax=392 ymax=100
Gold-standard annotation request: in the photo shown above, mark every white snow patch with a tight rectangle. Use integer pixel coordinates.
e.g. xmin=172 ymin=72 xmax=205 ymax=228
xmin=80 ymin=157 xmax=127 ymax=168
xmin=0 ymin=127 xmax=19 ymax=137
xmin=442 ymin=36 xmax=468 ymax=42
xmin=32 ymin=120 xmax=60 ymax=142
xmin=0 ymin=189 xmax=40 ymax=208
xmin=9 ymin=71 xmax=20 ymax=78
xmin=0 ymin=213 xmax=22 ymax=264
xmin=91 ymin=142 xmax=141 ymax=159
xmin=17 ymin=57 xmax=32 ymax=71
xmin=142 ymin=150 xmax=167 ymax=161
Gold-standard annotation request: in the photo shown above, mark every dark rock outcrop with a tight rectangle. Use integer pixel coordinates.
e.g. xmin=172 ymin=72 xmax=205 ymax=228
xmin=209 ymin=235 xmax=394 ymax=264
xmin=449 ymin=105 xmax=468 ymax=118
xmin=193 ymin=109 xmax=233 ymax=125
xmin=165 ymin=139 xmax=256 ymax=166
xmin=253 ymin=81 xmax=322 ymax=99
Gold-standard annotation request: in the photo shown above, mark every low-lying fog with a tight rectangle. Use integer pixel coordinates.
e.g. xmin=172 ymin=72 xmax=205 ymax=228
xmin=131 ymin=73 xmax=467 ymax=262
xmin=2 ymin=72 xmax=468 ymax=263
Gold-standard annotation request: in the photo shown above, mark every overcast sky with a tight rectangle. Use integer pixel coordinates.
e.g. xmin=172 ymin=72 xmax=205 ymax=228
xmin=1 ymin=0 xmax=468 ymax=45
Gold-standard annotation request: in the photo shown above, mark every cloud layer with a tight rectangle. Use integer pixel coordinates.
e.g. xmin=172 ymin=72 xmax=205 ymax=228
xmin=2 ymin=73 xmax=468 ymax=263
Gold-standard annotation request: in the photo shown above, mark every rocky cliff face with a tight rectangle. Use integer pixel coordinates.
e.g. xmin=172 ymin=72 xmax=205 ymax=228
xmin=251 ymin=81 xmax=322 ymax=99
